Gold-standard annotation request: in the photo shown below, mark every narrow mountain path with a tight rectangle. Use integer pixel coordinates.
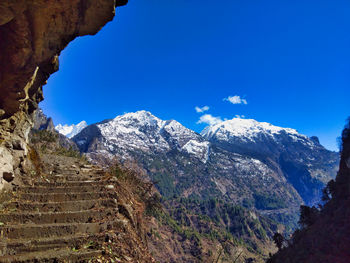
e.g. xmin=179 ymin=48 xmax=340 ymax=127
xmin=0 ymin=160 xmax=121 ymax=262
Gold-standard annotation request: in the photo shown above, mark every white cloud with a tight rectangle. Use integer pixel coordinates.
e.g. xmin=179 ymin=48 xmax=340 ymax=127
xmin=224 ymin=95 xmax=248 ymax=105
xmin=235 ymin=114 xmax=245 ymax=119
xmin=195 ymin=106 xmax=210 ymax=113
xmin=197 ymin=114 xmax=223 ymax=126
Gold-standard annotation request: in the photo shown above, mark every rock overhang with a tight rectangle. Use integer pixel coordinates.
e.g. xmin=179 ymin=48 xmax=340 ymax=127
xmin=0 ymin=0 xmax=127 ymax=190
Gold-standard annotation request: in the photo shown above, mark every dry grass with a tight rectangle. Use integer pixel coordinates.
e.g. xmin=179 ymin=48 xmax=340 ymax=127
xmin=27 ymin=146 xmax=43 ymax=176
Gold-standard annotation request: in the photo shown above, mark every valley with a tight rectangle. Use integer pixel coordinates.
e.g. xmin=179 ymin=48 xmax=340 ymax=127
xmin=0 ymin=1 xmax=347 ymax=262
xmin=54 ymin=110 xmax=339 ymax=262
xmin=71 ymin=111 xmax=338 ymax=211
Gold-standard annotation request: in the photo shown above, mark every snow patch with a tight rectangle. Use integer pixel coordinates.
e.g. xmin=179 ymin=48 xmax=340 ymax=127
xmin=202 ymin=118 xmax=300 ymax=141
xmin=200 ymin=118 xmax=315 ymax=148
xmin=56 ymin=121 xmax=87 ymax=138
xmin=182 ymin=140 xmax=210 ymax=163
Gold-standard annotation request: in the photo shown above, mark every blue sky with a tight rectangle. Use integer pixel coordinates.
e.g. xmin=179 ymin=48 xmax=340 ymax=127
xmin=41 ymin=0 xmax=350 ymax=151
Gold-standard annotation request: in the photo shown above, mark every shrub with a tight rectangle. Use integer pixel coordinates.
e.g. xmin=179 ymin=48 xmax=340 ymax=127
xmin=272 ymin=233 xmax=285 ymax=250
xmin=298 ymin=205 xmax=319 ymax=228
xmin=322 ymin=179 xmax=337 ymax=202
xmin=31 ymin=130 xmax=58 ymax=143
xmin=55 ymin=146 xmax=82 ymax=158
xmin=253 ymin=193 xmax=287 ymax=210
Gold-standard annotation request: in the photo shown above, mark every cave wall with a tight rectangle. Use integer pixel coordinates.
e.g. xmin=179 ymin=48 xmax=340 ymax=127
xmin=0 ymin=0 xmax=127 ymax=190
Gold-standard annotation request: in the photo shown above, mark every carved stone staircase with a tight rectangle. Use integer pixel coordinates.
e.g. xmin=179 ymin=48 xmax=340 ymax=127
xmin=0 ymin=164 xmax=120 ymax=262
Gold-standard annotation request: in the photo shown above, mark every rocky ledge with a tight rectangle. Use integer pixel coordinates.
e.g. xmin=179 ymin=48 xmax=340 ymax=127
xmin=0 ymin=0 xmax=127 ymax=190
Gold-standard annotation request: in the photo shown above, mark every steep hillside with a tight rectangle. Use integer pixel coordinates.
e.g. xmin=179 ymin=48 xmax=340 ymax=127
xmin=74 ymin=111 xmax=338 ymax=211
xmin=0 ymin=1 xmax=160 ymax=260
xmin=0 ymin=114 xmax=155 ymax=262
xmin=32 ymin=109 xmax=79 ymax=152
xmin=146 ymin=196 xmax=281 ymax=262
xmin=71 ymin=111 xmax=339 ymax=262
xmin=202 ymin=118 xmax=339 ymax=205
xmin=267 ymin=119 xmax=350 ymax=263
xmin=0 ymin=0 xmax=127 ymax=192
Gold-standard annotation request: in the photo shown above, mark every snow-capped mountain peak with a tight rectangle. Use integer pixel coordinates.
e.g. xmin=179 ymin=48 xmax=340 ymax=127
xmin=73 ymin=111 xmax=208 ymax=161
xmin=56 ymin=121 xmax=88 ymax=139
xmin=72 ymin=111 xmax=338 ymax=208
xmin=201 ymin=118 xmax=302 ymax=142
xmin=113 ymin=110 xmax=165 ymax=128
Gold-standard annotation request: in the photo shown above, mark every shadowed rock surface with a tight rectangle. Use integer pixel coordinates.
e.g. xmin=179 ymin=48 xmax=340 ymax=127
xmin=268 ymin=119 xmax=350 ymax=263
xmin=0 ymin=0 xmax=127 ymax=118
xmin=0 ymin=0 xmax=127 ymax=190
xmin=32 ymin=109 xmax=55 ymax=132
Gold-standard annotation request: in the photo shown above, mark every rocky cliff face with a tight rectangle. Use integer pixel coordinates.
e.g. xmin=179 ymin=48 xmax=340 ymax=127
xmin=202 ymin=118 xmax=339 ymax=205
xmin=0 ymin=2 xmax=157 ymax=262
xmin=268 ymin=119 xmax=350 ymax=263
xmin=0 ymin=0 xmax=127 ymax=190
xmin=33 ymin=108 xmax=55 ymax=132
xmin=31 ymin=109 xmax=80 ymax=151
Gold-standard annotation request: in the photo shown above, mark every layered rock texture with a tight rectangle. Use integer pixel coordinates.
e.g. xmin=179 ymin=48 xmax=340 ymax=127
xmin=0 ymin=0 xmax=127 ymax=190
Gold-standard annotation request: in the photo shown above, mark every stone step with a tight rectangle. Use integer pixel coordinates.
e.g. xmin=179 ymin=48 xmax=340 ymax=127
xmin=44 ymin=174 xmax=104 ymax=182
xmin=52 ymin=169 xmax=81 ymax=175
xmin=18 ymin=185 xmax=115 ymax=194
xmin=51 ymin=168 xmax=104 ymax=176
xmin=34 ymin=180 xmax=113 ymax=187
xmin=35 ymin=176 xmax=102 ymax=184
xmin=0 ymin=220 xmax=121 ymax=239
xmin=0 ymin=208 xmax=118 ymax=225
xmin=18 ymin=191 xmax=116 ymax=202
xmin=0 ymin=248 xmax=102 ymax=263
xmin=4 ymin=233 xmax=104 ymax=255
xmin=3 ymin=199 xmax=118 ymax=212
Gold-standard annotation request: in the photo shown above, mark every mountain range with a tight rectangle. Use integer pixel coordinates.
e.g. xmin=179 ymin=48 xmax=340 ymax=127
xmin=71 ymin=111 xmax=339 ymax=228
xmin=48 ymin=110 xmax=341 ymax=261
xmin=56 ymin=121 xmax=88 ymax=138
